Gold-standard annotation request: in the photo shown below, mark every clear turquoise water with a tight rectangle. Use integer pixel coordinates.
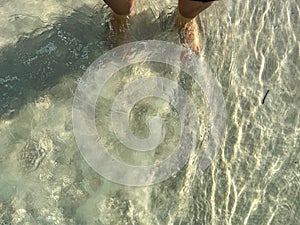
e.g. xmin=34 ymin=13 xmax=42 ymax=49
xmin=0 ymin=0 xmax=299 ymax=224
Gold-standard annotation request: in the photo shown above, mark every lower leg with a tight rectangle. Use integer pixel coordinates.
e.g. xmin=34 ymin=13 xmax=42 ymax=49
xmin=104 ymin=0 xmax=134 ymax=43
xmin=104 ymin=0 xmax=134 ymax=15
xmin=178 ymin=0 xmax=214 ymax=19
xmin=177 ymin=0 xmax=214 ymax=53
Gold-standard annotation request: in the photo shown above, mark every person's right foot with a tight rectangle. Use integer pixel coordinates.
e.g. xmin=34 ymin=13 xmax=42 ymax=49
xmin=177 ymin=12 xmax=201 ymax=54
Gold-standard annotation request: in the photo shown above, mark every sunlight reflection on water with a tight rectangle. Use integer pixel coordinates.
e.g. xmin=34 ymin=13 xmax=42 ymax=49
xmin=0 ymin=0 xmax=299 ymax=224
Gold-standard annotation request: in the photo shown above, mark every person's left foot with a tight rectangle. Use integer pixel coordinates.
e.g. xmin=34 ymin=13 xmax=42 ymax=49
xmin=107 ymin=12 xmax=129 ymax=48
xmin=177 ymin=12 xmax=201 ymax=54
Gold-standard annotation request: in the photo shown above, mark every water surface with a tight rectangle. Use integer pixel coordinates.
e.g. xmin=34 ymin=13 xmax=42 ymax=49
xmin=0 ymin=0 xmax=299 ymax=224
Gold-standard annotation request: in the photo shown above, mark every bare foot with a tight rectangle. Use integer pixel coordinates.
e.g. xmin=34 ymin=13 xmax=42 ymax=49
xmin=177 ymin=12 xmax=201 ymax=54
xmin=107 ymin=12 xmax=129 ymax=48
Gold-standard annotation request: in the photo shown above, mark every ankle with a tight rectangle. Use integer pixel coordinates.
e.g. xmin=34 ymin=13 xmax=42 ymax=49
xmin=177 ymin=10 xmax=194 ymax=28
xmin=109 ymin=12 xmax=129 ymax=34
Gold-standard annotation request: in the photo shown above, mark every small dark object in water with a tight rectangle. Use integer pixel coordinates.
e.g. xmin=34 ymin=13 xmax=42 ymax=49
xmin=261 ymin=90 xmax=270 ymax=104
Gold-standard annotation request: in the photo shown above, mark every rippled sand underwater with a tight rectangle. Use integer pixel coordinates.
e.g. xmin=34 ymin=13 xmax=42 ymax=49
xmin=0 ymin=0 xmax=299 ymax=224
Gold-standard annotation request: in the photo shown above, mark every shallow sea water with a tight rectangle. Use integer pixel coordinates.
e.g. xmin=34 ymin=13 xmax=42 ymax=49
xmin=0 ymin=0 xmax=299 ymax=224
